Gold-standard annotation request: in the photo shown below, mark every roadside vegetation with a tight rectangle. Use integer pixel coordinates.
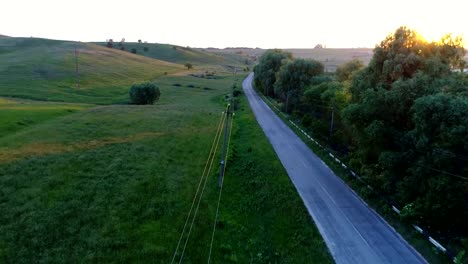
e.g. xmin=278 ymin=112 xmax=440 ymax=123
xmin=253 ymin=26 xmax=468 ymax=263
xmin=206 ymin=94 xmax=333 ymax=263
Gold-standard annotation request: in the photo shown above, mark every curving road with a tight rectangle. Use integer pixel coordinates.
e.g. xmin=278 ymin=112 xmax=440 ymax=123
xmin=242 ymin=73 xmax=426 ymax=264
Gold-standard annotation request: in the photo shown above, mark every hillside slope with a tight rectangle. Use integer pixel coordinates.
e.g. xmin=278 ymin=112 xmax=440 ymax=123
xmin=0 ymin=38 xmax=184 ymax=104
xmin=96 ymin=42 xmax=247 ymax=68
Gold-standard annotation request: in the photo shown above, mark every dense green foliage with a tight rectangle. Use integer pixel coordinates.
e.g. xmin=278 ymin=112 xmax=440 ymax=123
xmin=129 ymin=82 xmax=160 ymax=105
xmin=274 ymin=58 xmax=324 ymax=112
xmin=335 ymin=59 xmax=364 ymax=82
xmin=343 ymin=27 xmax=467 ymax=237
xmin=254 ymin=26 xmax=468 ymax=251
xmin=253 ymin=49 xmax=292 ymax=97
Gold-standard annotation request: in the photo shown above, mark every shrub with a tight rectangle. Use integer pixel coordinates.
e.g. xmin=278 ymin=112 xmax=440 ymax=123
xmin=233 ymin=89 xmax=242 ymax=97
xmin=131 ymin=48 xmax=137 ymax=54
xmin=129 ymin=82 xmax=160 ymax=105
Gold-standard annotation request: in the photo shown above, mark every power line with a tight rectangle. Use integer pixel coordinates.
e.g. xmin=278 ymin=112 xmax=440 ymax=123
xmin=207 ymin=112 xmax=234 ymax=264
xmin=171 ymin=110 xmax=226 ymax=264
xmin=433 ymin=149 xmax=468 ymax=161
xmin=178 ymin=114 xmax=225 ymax=263
xmin=417 ymin=164 xmax=468 ymax=180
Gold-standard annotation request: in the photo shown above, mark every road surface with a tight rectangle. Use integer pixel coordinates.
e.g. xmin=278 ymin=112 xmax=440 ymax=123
xmin=242 ymin=73 xmax=426 ymax=264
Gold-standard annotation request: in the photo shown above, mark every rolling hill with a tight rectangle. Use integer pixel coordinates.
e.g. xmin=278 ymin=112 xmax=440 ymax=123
xmin=0 ymin=37 xmax=184 ymax=104
xmin=95 ymin=41 xmax=248 ymax=70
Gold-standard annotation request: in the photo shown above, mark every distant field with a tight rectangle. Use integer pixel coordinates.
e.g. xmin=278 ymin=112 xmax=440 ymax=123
xmin=284 ymin=48 xmax=373 ymax=72
xmin=205 ymin=47 xmax=373 ymax=72
xmin=0 ymin=37 xmax=184 ymax=104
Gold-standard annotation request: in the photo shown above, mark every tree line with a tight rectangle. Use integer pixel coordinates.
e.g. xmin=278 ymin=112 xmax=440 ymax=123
xmin=253 ymin=27 xmax=467 ymax=242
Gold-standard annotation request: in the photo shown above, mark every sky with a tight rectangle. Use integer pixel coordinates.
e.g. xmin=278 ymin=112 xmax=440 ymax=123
xmin=2 ymin=0 xmax=467 ymax=49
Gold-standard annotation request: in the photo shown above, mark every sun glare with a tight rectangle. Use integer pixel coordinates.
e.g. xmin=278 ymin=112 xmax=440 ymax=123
xmin=415 ymin=28 xmax=466 ymax=47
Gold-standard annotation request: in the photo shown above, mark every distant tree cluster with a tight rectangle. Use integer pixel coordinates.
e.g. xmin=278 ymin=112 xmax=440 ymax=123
xmin=106 ymin=37 xmax=151 ymax=54
xmin=254 ymin=26 xmax=468 ymax=241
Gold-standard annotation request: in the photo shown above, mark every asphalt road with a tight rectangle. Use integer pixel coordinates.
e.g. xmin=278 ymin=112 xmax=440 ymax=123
xmin=242 ymin=73 xmax=427 ymax=264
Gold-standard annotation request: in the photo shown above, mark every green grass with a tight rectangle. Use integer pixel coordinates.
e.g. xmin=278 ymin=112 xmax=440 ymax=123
xmin=0 ymin=37 xmax=184 ymax=104
xmin=0 ymin=69 xmax=332 ymax=263
xmin=96 ymin=42 xmax=246 ymax=69
xmin=205 ymin=95 xmax=333 ymax=263
xmin=0 ymin=97 xmax=91 ymax=138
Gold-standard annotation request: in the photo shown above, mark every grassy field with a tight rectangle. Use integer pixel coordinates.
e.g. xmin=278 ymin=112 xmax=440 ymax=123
xmin=96 ymin=42 xmax=247 ymax=71
xmin=0 ymin=37 xmax=184 ymax=104
xmin=284 ymin=48 xmax=373 ymax=72
xmin=0 ymin=97 xmax=91 ymax=138
xmin=0 ymin=54 xmax=332 ymax=264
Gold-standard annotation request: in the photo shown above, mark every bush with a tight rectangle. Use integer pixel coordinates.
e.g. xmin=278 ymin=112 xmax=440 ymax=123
xmin=129 ymin=82 xmax=160 ymax=105
xmin=233 ymin=89 xmax=242 ymax=97
xmin=131 ymin=48 xmax=137 ymax=54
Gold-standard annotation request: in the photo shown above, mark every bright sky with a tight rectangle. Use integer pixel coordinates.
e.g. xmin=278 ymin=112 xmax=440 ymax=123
xmin=2 ymin=0 xmax=467 ymax=48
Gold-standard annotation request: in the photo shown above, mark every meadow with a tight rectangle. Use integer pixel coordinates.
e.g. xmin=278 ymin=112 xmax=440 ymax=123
xmin=0 ymin=37 xmax=183 ymax=104
xmin=0 ymin=37 xmax=332 ymax=262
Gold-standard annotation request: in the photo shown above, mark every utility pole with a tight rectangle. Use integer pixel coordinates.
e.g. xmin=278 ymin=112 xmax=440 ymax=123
xmin=218 ymin=104 xmax=231 ymax=188
xmin=74 ymin=44 xmax=80 ymax=88
xmin=329 ymin=106 xmax=334 ymax=140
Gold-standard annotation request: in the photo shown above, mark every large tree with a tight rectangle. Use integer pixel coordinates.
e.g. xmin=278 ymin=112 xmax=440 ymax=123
xmin=274 ymin=58 xmax=324 ymax=113
xmin=253 ymin=49 xmax=292 ymax=97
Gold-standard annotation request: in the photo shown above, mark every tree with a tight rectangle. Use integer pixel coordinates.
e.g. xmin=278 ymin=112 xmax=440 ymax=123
xmin=184 ymin=63 xmax=193 ymax=70
xmin=129 ymin=82 xmax=161 ymax=105
xmin=401 ymin=94 xmax=468 ymax=234
xmin=274 ymin=58 xmax=324 ymax=112
xmin=138 ymin=39 xmax=142 ymax=43
xmin=335 ymin=59 xmax=364 ymax=82
xmin=253 ymin=49 xmax=292 ymax=97
xmin=106 ymin=39 xmax=113 ymax=48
